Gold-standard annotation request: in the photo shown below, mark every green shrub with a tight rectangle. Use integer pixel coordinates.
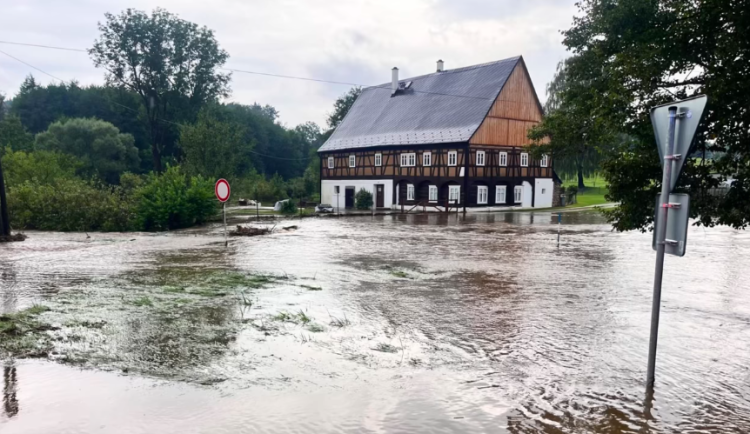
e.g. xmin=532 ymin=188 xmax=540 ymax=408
xmin=279 ymin=200 xmax=298 ymax=215
xmin=135 ymin=166 xmax=217 ymax=231
xmin=7 ymin=178 xmax=136 ymax=232
xmin=355 ymin=188 xmax=373 ymax=210
xmin=566 ymin=185 xmax=579 ymax=196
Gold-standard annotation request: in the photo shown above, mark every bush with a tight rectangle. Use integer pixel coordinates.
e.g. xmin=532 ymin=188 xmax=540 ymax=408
xmin=7 ymin=178 xmax=136 ymax=232
xmin=566 ymin=185 xmax=579 ymax=196
xmin=355 ymin=188 xmax=373 ymax=210
xmin=135 ymin=166 xmax=217 ymax=231
xmin=279 ymin=200 xmax=298 ymax=215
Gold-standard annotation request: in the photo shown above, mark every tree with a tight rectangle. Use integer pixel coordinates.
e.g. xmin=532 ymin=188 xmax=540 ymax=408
xmin=89 ymin=8 xmax=231 ymax=172
xmin=327 ymin=87 xmax=362 ymax=131
xmin=35 ymin=118 xmax=140 ymax=184
xmin=556 ymin=0 xmax=750 ymax=231
xmin=179 ymin=106 xmax=249 ymax=181
xmin=1 ymin=149 xmax=81 ymax=187
xmin=529 ymin=58 xmax=604 ymax=188
xmin=0 ymin=115 xmax=34 ymax=153
xmin=355 ymin=188 xmax=373 ymax=210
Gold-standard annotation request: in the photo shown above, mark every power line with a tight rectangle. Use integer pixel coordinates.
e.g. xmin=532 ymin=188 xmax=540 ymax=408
xmin=0 ymin=39 xmax=493 ymax=101
xmin=0 ymin=48 xmax=66 ymax=83
xmin=0 ymin=40 xmax=87 ymax=53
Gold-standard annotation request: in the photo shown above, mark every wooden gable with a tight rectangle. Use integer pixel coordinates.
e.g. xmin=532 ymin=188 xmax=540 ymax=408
xmin=469 ymin=61 xmax=543 ymax=147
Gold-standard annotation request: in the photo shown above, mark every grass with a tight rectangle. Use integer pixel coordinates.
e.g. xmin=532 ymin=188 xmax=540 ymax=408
xmin=562 ymin=175 xmax=611 ymax=207
xmin=131 ymin=296 xmax=153 ymax=307
xmin=0 ymin=305 xmax=54 ymax=357
xmin=272 ymin=310 xmax=312 ymax=325
xmin=306 ymin=323 xmax=325 ymax=333
xmin=372 ymin=343 xmax=400 ymax=353
xmin=389 ymin=270 xmax=410 ymax=279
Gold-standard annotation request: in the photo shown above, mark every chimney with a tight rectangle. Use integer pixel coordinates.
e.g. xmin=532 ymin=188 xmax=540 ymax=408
xmin=391 ymin=67 xmax=399 ymax=95
xmin=437 ymin=59 xmax=444 ymax=72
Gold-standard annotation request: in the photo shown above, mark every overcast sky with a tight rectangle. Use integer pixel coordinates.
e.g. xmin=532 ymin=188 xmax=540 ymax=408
xmin=0 ymin=0 xmax=578 ymax=128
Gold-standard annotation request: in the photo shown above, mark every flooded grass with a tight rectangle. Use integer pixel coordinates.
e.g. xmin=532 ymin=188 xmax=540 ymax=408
xmin=299 ymin=284 xmax=322 ymax=291
xmin=0 ymin=305 xmax=54 ymax=358
xmin=372 ymin=343 xmax=400 ymax=353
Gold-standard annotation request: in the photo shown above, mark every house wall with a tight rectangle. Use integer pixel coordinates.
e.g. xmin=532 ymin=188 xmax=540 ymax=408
xmin=321 ymin=179 xmax=394 ymax=210
xmin=534 ymin=178 xmax=554 ymax=208
xmin=469 ymin=61 xmax=544 ymax=147
xmin=320 ymin=146 xmax=466 ymax=180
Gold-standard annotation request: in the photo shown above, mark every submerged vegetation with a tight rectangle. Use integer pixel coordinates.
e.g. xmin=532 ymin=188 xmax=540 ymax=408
xmin=0 ymin=305 xmax=54 ymax=358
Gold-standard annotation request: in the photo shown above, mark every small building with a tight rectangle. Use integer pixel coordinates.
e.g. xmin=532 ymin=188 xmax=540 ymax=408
xmin=318 ymin=56 xmax=558 ymax=210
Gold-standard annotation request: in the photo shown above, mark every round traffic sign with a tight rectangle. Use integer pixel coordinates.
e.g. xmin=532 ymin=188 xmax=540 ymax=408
xmin=215 ymin=179 xmax=230 ymax=202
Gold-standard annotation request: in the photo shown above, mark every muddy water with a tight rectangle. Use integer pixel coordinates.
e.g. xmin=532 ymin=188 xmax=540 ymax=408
xmin=1 ymin=212 xmax=750 ymax=433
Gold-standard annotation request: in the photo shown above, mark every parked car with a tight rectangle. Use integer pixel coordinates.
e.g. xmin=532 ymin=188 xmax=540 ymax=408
xmin=315 ymin=203 xmax=335 ymax=213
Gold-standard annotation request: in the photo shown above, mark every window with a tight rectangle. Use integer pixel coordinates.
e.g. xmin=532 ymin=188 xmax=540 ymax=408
xmin=541 ymin=188 xmax=546 ymax=194
xmin=448 ymin=151 xmax=457 ymax=166
xmin=498 ymin=152 xmax=507 ymax=167
xmin=349 ymin=155 xmax=356 ymax=167
xmin=520 ymin=153 xmax=529 ymax=167
xmin=429 ymin=185 xmax=438 ymax=202
xmin=476 ymin=151 xmax=485 ymax=166
xmin=514 ymin=186 xmax=523 ymax=203
xmin=375 ymin=153 xmax=382 ymax=167
xmin=495 ymin=186 xmax=506 ymax=204
xmin=400 ymin=153 xmax=416 ymax=167
xmin=407 ymin=184 xmax=415 ymax=201
xmin=449 ymin=185 xmax=461 ymax=203
xmin=423 ymin=152 xmax=432 ymax=166
xmin=334 ymin=186 xmax=340 ymax=194
xmin=540 ymin=154 xmax=548 ymax=167
xmin=328 ymin=156 xmax=334 ymax=169
xmin=477 ymin=186 xmax=488 ymax=204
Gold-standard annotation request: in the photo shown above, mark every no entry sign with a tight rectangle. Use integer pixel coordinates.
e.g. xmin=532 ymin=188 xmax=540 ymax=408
xmin=215 ymin=179 xmax=230 ymax=202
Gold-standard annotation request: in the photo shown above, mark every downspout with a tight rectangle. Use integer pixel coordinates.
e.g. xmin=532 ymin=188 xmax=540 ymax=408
xmin=463 ymin=144 xmax=469 ymax=215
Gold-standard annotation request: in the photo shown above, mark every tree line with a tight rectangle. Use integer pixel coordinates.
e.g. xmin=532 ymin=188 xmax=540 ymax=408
xmin=0 ymin=8 xmax=361 ymax=232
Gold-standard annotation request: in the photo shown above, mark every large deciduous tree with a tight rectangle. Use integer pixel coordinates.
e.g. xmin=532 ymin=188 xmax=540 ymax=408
xmin=551 ymin=0 xmax=750 ymax=231
xmin=326 ymin=87 xmax=362 ymax=131
xmin=89 ymin=8 xmax=231 ymax=172
xmin=35 ymin=118 xmax=140 ymax=184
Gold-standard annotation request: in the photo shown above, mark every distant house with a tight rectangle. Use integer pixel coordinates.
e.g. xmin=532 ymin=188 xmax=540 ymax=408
xmin=318 ymin=56 xmax=559 ymax=210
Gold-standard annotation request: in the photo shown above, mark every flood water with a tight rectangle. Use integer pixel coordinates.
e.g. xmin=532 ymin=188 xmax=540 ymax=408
xmin=1 ymin=211 xmax=749 ymax=433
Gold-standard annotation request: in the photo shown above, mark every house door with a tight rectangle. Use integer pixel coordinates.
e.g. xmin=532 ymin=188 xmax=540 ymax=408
xmin=375 ymin=185 xmax=384 ymax=208
xmin=345 ymin=187 xmax=355 ymax=208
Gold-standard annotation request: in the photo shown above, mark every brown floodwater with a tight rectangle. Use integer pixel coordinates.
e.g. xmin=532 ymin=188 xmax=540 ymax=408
xmin=1 ymin=211 xmax=749 ymax=433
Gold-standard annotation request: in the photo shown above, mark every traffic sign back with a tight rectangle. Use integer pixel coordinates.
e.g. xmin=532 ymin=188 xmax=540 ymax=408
xmin=650 ymin=95 xmax=707 ymax=191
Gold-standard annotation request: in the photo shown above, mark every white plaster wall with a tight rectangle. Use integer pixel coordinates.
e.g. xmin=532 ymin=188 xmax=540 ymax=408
xmin=522 ymin=181 xmax=533 ymax=208
xmin=534 ymin=178 xmax=554 ymax=208
xmin=321 ymin=179 xmax=394 ymax=210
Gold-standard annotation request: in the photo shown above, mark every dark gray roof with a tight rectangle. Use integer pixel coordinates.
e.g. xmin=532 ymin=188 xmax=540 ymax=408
xmin=319 ymin=56 xmax=521 ymax=152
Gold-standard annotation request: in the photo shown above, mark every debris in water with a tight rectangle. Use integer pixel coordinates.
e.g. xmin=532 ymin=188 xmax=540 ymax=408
xmin=230 ymin=225 xmax=272 ymax=237
xmin=282 ymin=225 xmax=298 ymax=231
xmin=0 ymin=233 xmax=27 ymax=242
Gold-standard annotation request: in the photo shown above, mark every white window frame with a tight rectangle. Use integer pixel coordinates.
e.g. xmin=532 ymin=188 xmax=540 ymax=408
xmin=407 ymin=184 xmax=415 ymax=201
xmin=327 ymin=156 xmax=334 ymax=169
xmin=476 ymin=151 xmax=485 ymax=166
xmin=498 ymin=152 xmax=507 ymax=167
xmin=520 ymin=153 xmax=529 ymax=167
xmin=423 ymin=152 xmax=432 ymax=167
xmin=349 ymin=155 xmax=356 ymax=168
xmin=495 ymin=186 xmax=506 ymax=204
xmin=540 ymin=154 xmax=548 ymax=168
xmin=477 ymin=186 xmax=488 ymax=204
xmin=448 ymin=185 xmax=461 ymax=203
xmin=428 ymin=185 xmax=438 ymax=202
xmin=514 ymin=186 xmax=523 ymax=203
xmin=448 ymin=151 xmax=457 ymax=167
xmin=374 ymin=153 xmax=382 ymax=167
xmin=400 ymin=153 xmax=416 ymax=167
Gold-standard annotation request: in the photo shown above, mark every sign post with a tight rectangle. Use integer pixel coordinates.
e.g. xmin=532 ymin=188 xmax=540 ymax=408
xmin=646 ymin=95 xmax=706 ymax=389
xmin=215 ymin=179 xmax=231 ymax=247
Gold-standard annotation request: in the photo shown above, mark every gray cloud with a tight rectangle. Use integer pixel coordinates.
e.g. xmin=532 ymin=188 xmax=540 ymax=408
xmin=0 ymin=0 xmax=578 ymax=127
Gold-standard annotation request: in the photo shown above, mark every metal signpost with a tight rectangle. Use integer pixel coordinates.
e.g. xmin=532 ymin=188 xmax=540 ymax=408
xmin=215 ymin=179 xmax=231 ymax=247
xmin=646 ymin=95 xmax=707 ymax=389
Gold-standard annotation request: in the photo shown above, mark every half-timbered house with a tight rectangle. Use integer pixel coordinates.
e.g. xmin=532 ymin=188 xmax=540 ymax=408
xmin=318 ymin=56 xmax=559 ymax=210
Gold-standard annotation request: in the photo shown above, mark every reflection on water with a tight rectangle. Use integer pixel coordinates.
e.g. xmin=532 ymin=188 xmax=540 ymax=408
xmin=1 ymin=211 xmax=749 ymax=433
